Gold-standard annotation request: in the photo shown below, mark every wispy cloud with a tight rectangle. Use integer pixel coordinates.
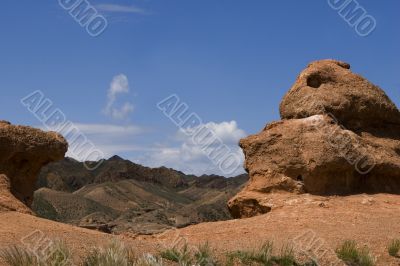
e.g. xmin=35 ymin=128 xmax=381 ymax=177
xmin=136 ymin=121 xmax=247 ymax=177
xmin=96 ymin=4 xmax=148 ymax=14
xmin=73 ymin=123 xmax=145 ymax=136
xmin=63 ymin=123 xmax=149 ymax=159
xmin=39 ymin=120 xmax=245 ymax=176
xmin=103 ymin=74 xmax=134 ymax=120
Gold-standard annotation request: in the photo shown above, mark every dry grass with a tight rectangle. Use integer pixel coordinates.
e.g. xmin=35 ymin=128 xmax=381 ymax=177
xmin=225 ymin=241 xmax=316 ymax=266
xmin=83 ymin=240 xmax=164 ymax=266
xmin=0 ymin=240 xmax=72 ymax=266
xmin=335 ymin=240 xmax=375 ymax=266
xmin=388 ymin=239 xmax=400 ymax=257
xmin=0 ymin=238 xmax=382 ymax=266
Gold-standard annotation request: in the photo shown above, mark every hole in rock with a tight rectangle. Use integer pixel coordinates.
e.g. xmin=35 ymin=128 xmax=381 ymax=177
xmin=307 ymin=74 xmax=326 ymax=88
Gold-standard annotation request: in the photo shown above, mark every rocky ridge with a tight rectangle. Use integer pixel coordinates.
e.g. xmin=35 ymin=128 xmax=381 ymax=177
xmin=34 ymin=157 xmax=248 ymax=234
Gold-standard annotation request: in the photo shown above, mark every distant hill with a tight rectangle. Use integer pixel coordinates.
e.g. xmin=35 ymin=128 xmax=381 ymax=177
xmin=33 ymin=156 xmax=248 ymax=234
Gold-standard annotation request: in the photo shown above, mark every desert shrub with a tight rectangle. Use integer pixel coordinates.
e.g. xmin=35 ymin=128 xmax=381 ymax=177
xmin=226 ymin=241 xmax=273 ymax=265
xmin=160 ymin=242 xmax=220 ymax=266
xmin=225 ymin=241 xmax=316 ymax=266
xmin=1 ymin=239 xmax=320 ymax=266
xmin=159 ymin=247 xmax=180 ymax=262
xmin=275 ymin=244 xmax=297 ymax=266
xmin=335 ymin=240 xmax=375 ymax=266
xmin=0 ymin=246 xmax=41 ymax=266
xmin=83 ymin=240 xmax=137 ymax=266
xmin=388 ymin=239 xmax=400 ymax=257
xmin=160 ymin=243 xmax=192 ymax=265
xmin=0 ymin=240 xmax=72 ymax=266
xmin=47 ymin=240 xmax=73 ymax=265
xmin=83 ymin=240 xmax=164 ymax=266
xmin=194 ymin=242 xmax=218 ymax=266
xmin=132 ymin=253 xmax=163 ymax=266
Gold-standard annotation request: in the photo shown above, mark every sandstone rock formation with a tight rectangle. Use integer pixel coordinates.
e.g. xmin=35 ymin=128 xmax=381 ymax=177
xmin=0 ymin=121 xmax=67 ymax=212
xmin=280 ymin=59 xmax=400 ymax=132
xmin=228 ymin=60 xmax=400 ymax=218
xmin=0 ymin=174 xmax=32 ymax=213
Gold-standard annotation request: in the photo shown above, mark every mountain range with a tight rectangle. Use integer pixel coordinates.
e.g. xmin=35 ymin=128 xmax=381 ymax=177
xmin=33 ymin=156 xmax=248 ymax=234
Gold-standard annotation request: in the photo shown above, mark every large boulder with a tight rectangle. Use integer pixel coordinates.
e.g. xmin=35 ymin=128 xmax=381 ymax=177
xmin=0 ymin=121 xmax=67 ymax=212
xmin=279 ymin=60 xmax=400 ymax=132
xmin=228 ymin=60 xmax=400 ymax=218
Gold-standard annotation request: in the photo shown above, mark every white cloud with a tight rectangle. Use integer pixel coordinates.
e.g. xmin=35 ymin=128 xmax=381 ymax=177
xmin=52 ymin=123 xmax=149 ymax=160
xmin=108 ymin=74 xmax=129 ymax=96
xmin=137 ymin=121 xmax=247 ymax=177
xmin=72 ymin=123 xmax=144 ymax=136
xmin=177 ymin=120 xmax=246 ymax=144
xmin=41 ymin=119 xmax=247 ymax=177
xmin=96 ymin=4 xmax=147 ymax=14
xmin=65 ymin=144 xmax=143 ymax=160
xmin=104 ymin=74 xmax=134 ymax=120
xmin=108 ymin=102 xmax=134 ymax=120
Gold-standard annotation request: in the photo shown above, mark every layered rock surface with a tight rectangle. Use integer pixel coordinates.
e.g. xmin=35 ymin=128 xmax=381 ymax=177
xmin=0 ymin=121 xmax=67 ymax=212
xmin=228 ymin=60 xmax=400 ymax=218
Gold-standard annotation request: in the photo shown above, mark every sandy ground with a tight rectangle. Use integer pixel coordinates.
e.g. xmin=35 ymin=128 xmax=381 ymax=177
xmin=1 ymin=193 xmax=400 ymax=265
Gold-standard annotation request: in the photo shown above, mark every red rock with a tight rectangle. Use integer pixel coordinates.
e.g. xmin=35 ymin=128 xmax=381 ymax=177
xmin=229 ymin=60 xmax=400 ymax=218
xmin=0 ymin=121 xmax=67 ymax=211
xmin=279 ymin=59 xmax=400 ymax=132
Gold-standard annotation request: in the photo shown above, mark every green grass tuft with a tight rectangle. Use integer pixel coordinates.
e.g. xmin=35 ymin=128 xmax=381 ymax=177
xmin=160 ymin=243 xmax=192 ymax=265
xmin=275 ymin=244 xmax=296 ymax=266
xmin=226 ymin=241 xmax=316 ymax=266
xmin=160 ymin=242 xmax=221 ymax=265
xmin=388 ymin=239 xmax=400 ymax=257
xmin=194 ymin=242 xmax=218 ymax=266
xmin=335 ymin=240 xmax=375 ymax=266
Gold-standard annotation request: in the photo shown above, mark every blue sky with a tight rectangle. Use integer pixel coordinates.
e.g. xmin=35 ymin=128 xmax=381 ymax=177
xmin=1 ymin=0 xmax=399 ymax=176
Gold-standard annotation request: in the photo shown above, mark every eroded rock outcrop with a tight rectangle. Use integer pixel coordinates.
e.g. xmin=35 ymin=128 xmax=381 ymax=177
xmin=280 ymin=59 xmax=400 ymax=132
xmin=228 ymin=60 xmax=400 ymax=218
xmin=0 ymin=121 xmax=67 ymax=212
